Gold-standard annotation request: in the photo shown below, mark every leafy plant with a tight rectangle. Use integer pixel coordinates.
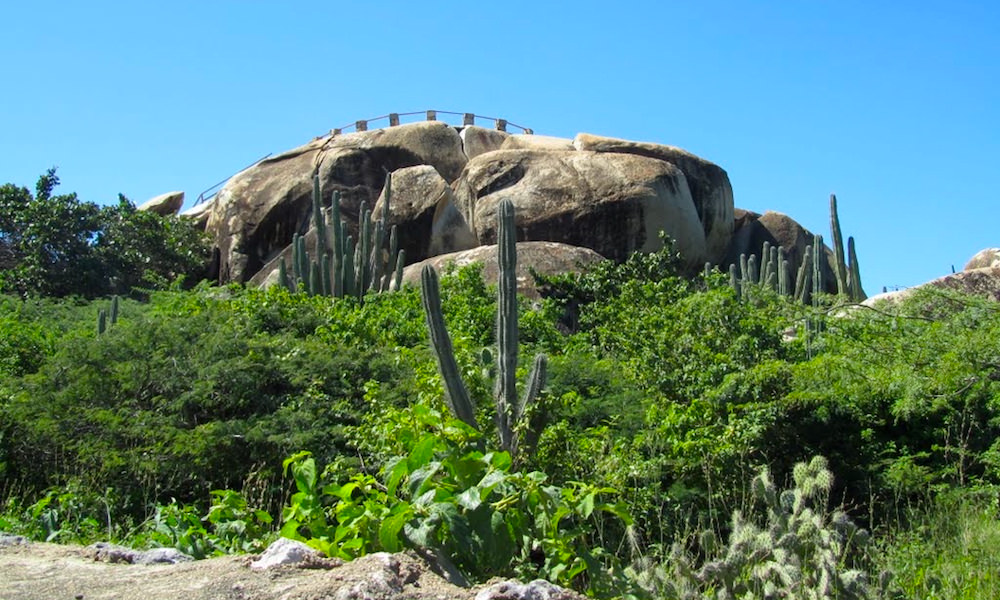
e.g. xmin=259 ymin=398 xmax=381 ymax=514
xmin=0 ymin=169 xmax=209 ymax=298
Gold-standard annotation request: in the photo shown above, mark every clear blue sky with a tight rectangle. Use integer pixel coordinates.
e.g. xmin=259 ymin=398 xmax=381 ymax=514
xmin=2 ymin=1 xmax=997 ymax=292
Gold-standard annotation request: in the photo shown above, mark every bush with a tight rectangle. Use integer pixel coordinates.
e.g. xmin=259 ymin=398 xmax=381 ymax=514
xmin=0 ymin=169 xmax=209 ymax=298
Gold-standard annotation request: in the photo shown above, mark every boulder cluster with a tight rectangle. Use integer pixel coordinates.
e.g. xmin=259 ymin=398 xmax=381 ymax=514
xmin=180 ymin=120 xmax=838 ymax=289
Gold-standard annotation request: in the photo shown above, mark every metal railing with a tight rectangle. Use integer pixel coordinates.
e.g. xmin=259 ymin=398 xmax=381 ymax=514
xmin=327 ymin=110 xmax=533 ymax=136
xmin=195 ymin=153 xmax=272 ymax=205
xmin=194 ymin=111 xmax=533 ymax=205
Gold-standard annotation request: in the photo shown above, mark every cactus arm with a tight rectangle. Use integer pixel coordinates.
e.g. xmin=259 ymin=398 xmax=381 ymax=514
xmin=392 ymin=249 xmax=406 ymax=292
xmin=829 ymin=194 xmax=849 ymax=296
xmin=812 ymin=234 xmax=824 ymax=302
xmin=420 ymin=265 xmax=478 ymax=430
xmin=511 ymin=353 xmax=548 ymax=461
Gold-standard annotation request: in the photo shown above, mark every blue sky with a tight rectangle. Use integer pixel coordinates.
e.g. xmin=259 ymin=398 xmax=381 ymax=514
xmin=2 ymin=1 xmax=997 ymax=292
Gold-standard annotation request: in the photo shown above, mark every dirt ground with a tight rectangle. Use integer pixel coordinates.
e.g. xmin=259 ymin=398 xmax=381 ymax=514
xmin=0 ymin=537 xmax=512 ymax=600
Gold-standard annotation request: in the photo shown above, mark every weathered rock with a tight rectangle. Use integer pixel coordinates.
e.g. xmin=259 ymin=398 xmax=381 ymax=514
xmin=87 ymin=542 xmax=192 ymax=565
xmin=574 ymin=133 xmax=734 ymax=263
xmin=250 ymin=538 xmax=338 ymax=571
xmin=864 ymin=267 xmax=1000 ymax=306
xmin=372 ymin=166 xmax=478 ymax=264
xmin=474 ymin=579 xmax=585 ymax=600
xmin=207 ymin=122 xmax=469 ymax=283
xmin=964 ymin=248 xmax=1000 ymax=271
xmin=139 ymin=191 xmax=185 ymax=216
xmin=724 ymin=209 xmax=837 ymax=293
xmin=180 ymin=196 xmax=215 ymax=230
xmin=207 ymin=138 xmax=325 ymax=283
xmin=453 ymin=149 xmax=707 ymax=268
xmin=401 ymin=242 xmax=606 ymax=298
xmin=460 ymin=126 xmax=510 ymax=159
xmin=500 ymin=134 xmax=575 ymax=152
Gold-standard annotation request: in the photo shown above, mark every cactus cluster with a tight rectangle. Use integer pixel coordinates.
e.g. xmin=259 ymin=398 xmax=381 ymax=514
xmin=631 ymin=457 xmax=882 ymax=599
xmin=420 ymin=199 xmax=548 ymax=464
xmin=96 ymin=295 xmax=120 ymax=336
xmin=279 ymin=174 xmax=405 ymax=301
xmin=726 ymin=195 xmax=866 ymax=304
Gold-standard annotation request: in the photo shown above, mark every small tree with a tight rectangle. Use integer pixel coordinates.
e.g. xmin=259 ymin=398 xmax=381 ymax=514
xmin=0 ymin=169 xmax=209 ymax=298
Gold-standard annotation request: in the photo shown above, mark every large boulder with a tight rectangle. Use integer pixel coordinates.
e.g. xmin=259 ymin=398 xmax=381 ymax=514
xmin=207 ymin=139 xmax=323 ymax=283
xmin=864 ymin=267 xmax=1000 ymax=306
xmin=180 ymin=196 xmax=216 ymax=231
xmin=371 ymin=166 xmax=477 ymax=264
xmin=460 ymin=126 xmax=509 ymax=159
xmin=139 ymin=191 xmax=184 ymax=216
xmin=964 ymin=248 xmax=1000 ymax=271
xmin=452 ymin=149 xmax=708 ymax=268
xmin=724 ymin=209 xmax=837 ymax=293
xmin=401 ymin=242 xmax=606 ymax=298
xmin=206 ymin=122 xmax=468 ymax=283
xmin=500 ymin=134 xmax=575 ymax=152
xmin=574 ymin=133 xmax=734 ymax=263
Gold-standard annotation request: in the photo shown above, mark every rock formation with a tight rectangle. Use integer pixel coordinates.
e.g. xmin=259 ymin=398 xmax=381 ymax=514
xmin=202 ymin=119 xmax=738 ymax=287
xmin=139 ymin=191 xmax=185 ymax=216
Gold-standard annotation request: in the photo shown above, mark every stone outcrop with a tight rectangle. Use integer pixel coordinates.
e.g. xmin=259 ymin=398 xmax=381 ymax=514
xmin=139 ymin=191 xmax=184 ymax=216
xmin=964 ymin=248 xmax=1000 ymax=271
xmin=401 ymin=242 xmax=605 ymax=298
xmin=452 ymin=149 xmax=708 ymax=268
xmin=725 ymin=209 xmax=837 ymax=294
xmin=371 ymin=165 xmax=477 ymax=264
xmin=207 ymin=122 xmax=469 ymax=283
xmin=864 ymin=267 xmax=1000 ymax=306
xmin=181 ymin=196 xmax=215 ymax=230
xmin=573 ymin=133 xmax=734 ymax=263
xmin=500 ymin=134 xmax=575 ymax=152
xmin=204 ymin=121 xmax=737 ymax=285
xmin=460 ymin=126 xmax=509 ymax=159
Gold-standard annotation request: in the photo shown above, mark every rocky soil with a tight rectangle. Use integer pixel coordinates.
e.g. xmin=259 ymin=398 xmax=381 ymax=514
xmin=0 ymin=536 xmax=584 ymax=600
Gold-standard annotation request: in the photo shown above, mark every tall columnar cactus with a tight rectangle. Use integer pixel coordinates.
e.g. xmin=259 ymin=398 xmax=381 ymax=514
xmin=96 ymin=309 xmax=107 ymax=336
xmin=420 ymin=266 xmax=477 ymax=430
xmin=847 ymin=236 xmax=867 ymax=301
xmin=829 ymin=194 xmax=849 ymax=296
xmin=420 ymin=199 xmax=548 ymax=463
xmin=811 ymin=234 xmax=825 ymax=304
xmin=281 ymin=174 xmax=404 ymax=300
xmin=109 ymin=295 xmax=120 ymax=326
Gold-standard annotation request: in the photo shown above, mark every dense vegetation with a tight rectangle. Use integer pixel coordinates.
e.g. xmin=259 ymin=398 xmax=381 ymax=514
xmin=0 ymin=170 xmax=209 ymax=298
xmin=1 ymin=173 xmax=998 ymax=597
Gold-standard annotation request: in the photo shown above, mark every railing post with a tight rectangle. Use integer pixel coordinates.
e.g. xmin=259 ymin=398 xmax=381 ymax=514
xmin=389 ymin=113 xmax=400 ymax=126
xmin=463 ymin=113 xmax=475 ymax=126
xmin=332 ymin=128 xmax=342 ymax=135
xmin=495 ymin=119 xmax=507 ymax=132
xmin=426 ymin=110 xmax=437 ymax=121
xmin=356 ymin=120 xmax=368 ymax=132
xmin=523 ymin=128 xmax=534 ymax=135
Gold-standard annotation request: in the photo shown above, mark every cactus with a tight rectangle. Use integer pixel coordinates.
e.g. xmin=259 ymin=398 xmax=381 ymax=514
xmin=812 ymin=234 xmax=825 ymax=303
xmin=779 ymin=258 xmax=791 ymax=297
xmin=795 ymin=245 xmax=813 ymax=304
xmin=420 ymin=266 xmax=477 ymax=429
xmin=847 ymin=236 xmax=867 ymax=301
xmin=96 ymin=308 xmax=107 ymax=336
xmin=279 ymin=174 xmax=404 ymax=300
xmin=109 ymin=295 xmax=120 ymax=326
xmin=759 ymin=241 xmax=771 ymax=285
xmin=829 ymin=194 xmax=849 ymax=296
xmin=729 ymin=263 xmax=740 ymax=299
xmin=420 ymin=199 xmax=548 ymax=463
